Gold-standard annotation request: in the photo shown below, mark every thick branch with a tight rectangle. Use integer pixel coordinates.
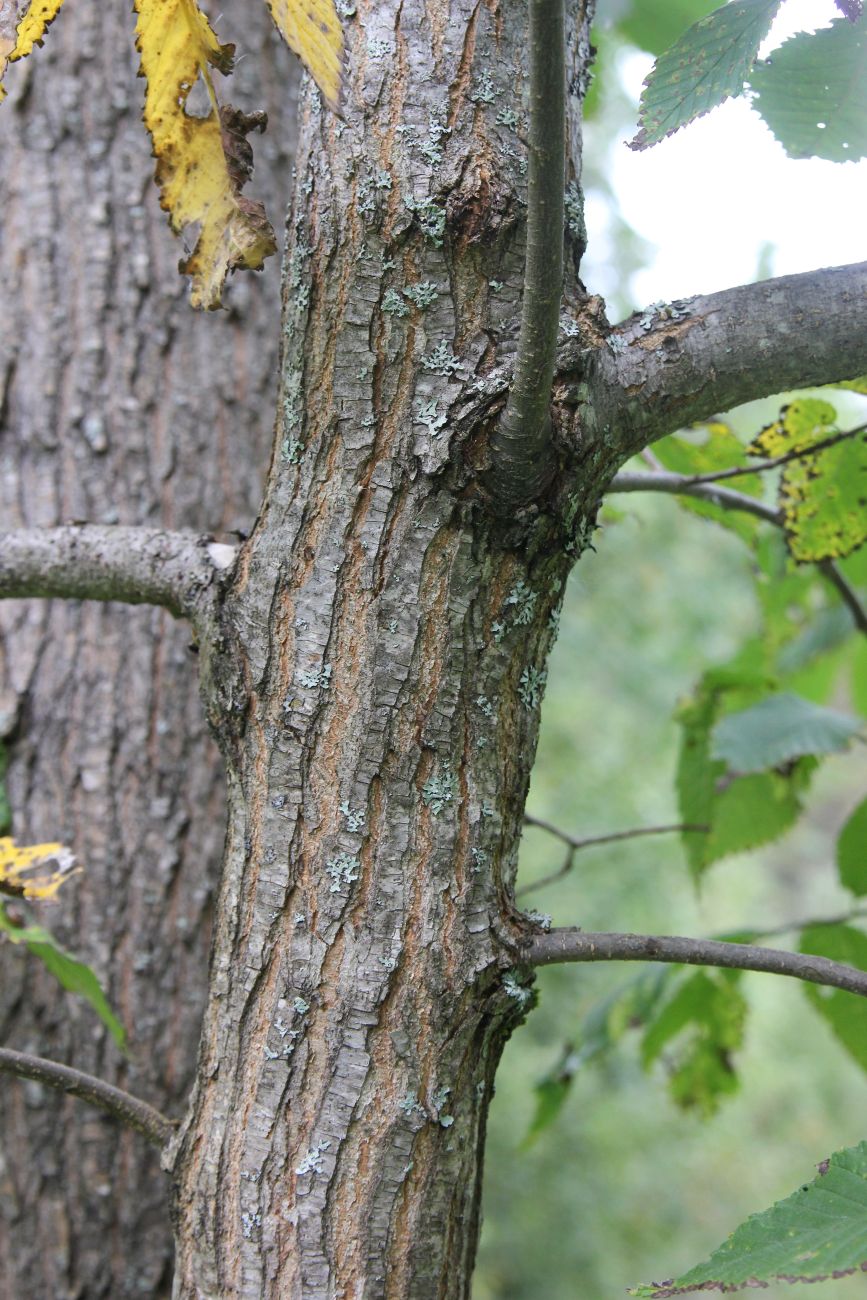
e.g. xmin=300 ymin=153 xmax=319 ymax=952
xmin=487 ymin=0 xmax=565 ymax=508
xmin=0 ymin=526 xmax=236 ymax=627
xmin=527 ymin=929 xmax=867 ymax=998
xmin=580 ymin=262 xmax=867 ymax=461
xmin=0 ymin=1046 xmax=174 ymax=1147
xmin=609 ymin=471 xmax=867 ymax=635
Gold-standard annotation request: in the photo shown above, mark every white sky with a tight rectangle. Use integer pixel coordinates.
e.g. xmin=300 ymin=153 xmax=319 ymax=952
xmin=586 ymin=0 xmax=867 ymax=305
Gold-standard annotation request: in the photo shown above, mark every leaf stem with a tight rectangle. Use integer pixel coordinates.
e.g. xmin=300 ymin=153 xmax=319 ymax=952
xmin=487 ymin=0 xmax=565 ymax=508
xmin=527 ymin=929 xmax=867 ymax=998
xmin=655 ymin=421 xmax=867 ymax=487
xmin=0 ymin=1047 xmax=175 ymax=1147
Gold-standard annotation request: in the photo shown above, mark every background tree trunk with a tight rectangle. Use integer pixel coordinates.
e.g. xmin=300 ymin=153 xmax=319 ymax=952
xmin=0 ymin=5 xmax=298 ymax=1295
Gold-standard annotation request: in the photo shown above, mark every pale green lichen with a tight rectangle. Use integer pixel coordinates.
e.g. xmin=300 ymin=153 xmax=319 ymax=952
xmin=325 ymin=852 xmax=360 ymax=893
xmin=422 ymin=341 xmax=463 ymax=378
xmin=519 ymin=665 xmax=547 ymax=709
xmin=423 ymin=770 xmax=457 ymax=815
xmin=403 ymin=280 xmax=439 ymax=310
xmin=382 ymin=289 xmax=409 ymax=317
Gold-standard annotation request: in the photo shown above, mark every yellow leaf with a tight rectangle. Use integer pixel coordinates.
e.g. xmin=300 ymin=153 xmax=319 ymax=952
xmin=0 ymin=835 xmax=79 ymax=901
xmin=264 ymin=0 xmax=344 ymax=111
xmin=0 ymin=0 xmax=66 ymax=102
xmin=134 ymin=0 xmax=277 ymax=310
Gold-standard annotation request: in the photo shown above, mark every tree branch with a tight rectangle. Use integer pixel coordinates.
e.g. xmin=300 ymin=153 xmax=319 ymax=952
xmin=0 ymin=1046 xmax=175 ymax=1147
xmin=516 ymin=817 xmax=704 ymax=898
xmin=609 ymin=470 xmax=867 ymax=636
xmin=575 ymin=262 xmax=867 ymax=462
xmin=526 ymin=929 xmax=867 ymax=999
xmin=487 ymin=0 xmax=565 ymax=508
xmin=0 ymin=526 xmax=236 ymax=628
xmin=652 ymin=422 xmax=867 ymax=487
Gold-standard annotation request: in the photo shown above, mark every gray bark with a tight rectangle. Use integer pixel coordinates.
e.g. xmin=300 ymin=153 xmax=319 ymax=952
xmin=0 ymin=0 xmax=298 ymax=1294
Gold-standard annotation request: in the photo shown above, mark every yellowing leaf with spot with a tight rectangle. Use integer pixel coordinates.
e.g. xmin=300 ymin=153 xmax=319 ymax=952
xmin=0 ymin=835 xmax=79 ymax=900
xmin=135 ymin=0 xmax=277 ymax=310
xmin=265 ymin=0 xmax=344 ymax=111
xmin=0 ymin=0 xmax=66 ymax=102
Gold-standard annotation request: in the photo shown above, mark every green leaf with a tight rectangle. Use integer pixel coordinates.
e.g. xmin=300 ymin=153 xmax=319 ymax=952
xmin=523 ymin=1048 xmax=580 ymax=1146
xmin=837 ymin=797 xmax=867 ymax=896
xmin=629 ymin=0 xmax=781 ymax=151
xmin=618 ymin=0 xmax=718 ymax=56
xmin=0 ymin=905 xmax=126 ymax=1050
xmin=748 ymin=16 xmax=867 ymax=162
xmin=853 ymin=638 xmax=867 ymax=715
xmin=653 ymin=423 xmax=764 ymax=543
xmin=800 ymin=923 xmax=867 ymax=1073
xmin=711 ymin=692 xmax=862 ymax=772
xmin=676 ymin=665 xmax=815 ymax=877
xmin=630 ymin=1140 xmax=867 ymax=1295
xmin=641 ymin=971 xmax=746 ymax=1116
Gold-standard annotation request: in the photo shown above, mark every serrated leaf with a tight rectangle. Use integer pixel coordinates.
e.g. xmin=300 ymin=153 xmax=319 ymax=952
xmin=779 ymin=434 xmax=867 ymax=563
xmin=711 ymin=692 xmax=862 ymax=772
xmin=264 ymin=0 xmax=344 ymax=111
xmin=838 ymin=797 xmax=867 ymax=896
xmin=748 ymin=399 xmax=838 ymax=458
xmin=0 ymin=904 xmax=126 ymax=1049
xmin=631 ymin=1140 xmax=867 ymax=1296
xmin=0 ymin=834 xmax=79 ymax=900
xmin=629 ymin=0 xmax=781 ymax=151
xmin=134 ymin=0 xmax=277 ymax=310
xmin=676 ymin=661 xmax=813 ymax=877
xmin=749 ymin=16 xmax=867 ymax=162
xmin=641 ymin=970 xmax=746 ymax=1116
xmin=801 ymin=923 xmax=867 ymax=1073
xmin=0 ymin=0 xmax=66 ymax=102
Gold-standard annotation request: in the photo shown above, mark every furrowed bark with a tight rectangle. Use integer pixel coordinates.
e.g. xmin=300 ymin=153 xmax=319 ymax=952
xmin=0 ymin=527 xmax=234 ymax=626
xmin=568 ymin=262 xmax=867 ymax=464
xmin=170 ymin=3 xmax=596 ymax=1295
xmin=0 ymin=1 xmax=298 ymax=1293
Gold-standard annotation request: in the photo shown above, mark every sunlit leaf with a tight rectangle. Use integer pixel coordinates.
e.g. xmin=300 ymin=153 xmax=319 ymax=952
xmin=631 ymin=1140 xmax=867 ymax=1295
xmin=0 ymin=0 xmax=66 ymax=102
xmin=779 ymin=435 xmax=867 ymax=563
xmin=711 ymin=692 xmax=862 ymax=772
xmin=134 ymin=0 xmax=277 ymax=309
xmin=0 ymin=904 xmax=126 ymax=1048
xmin=0 ymin=835 xmax=78 ymax=900
xmin=748 ymin=399 xmax=838 ymax=458
xmin=264 ymin=0 xmax=344 ymax=111
xmin=629 ymin=0 xmax=781 ymax=151
xmin=749 ymin=16 xmax=867 ymax=162
xmin=800 ymin=923 xmax=867 ymax=1074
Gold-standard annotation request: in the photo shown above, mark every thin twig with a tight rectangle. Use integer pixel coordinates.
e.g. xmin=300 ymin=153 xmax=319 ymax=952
xmin=517 ymin=817 xmax=705 ymax=898
xmin=608 ymin=471 xmax=867 ymax=637
xmin=0 ymin=1047 xmax=175 ymax=1147
xmin=723 ymin=905 xmax=867 ymax=945
xmin=527 ymin=929 xmax=867 ymax=999
xmin=658 ymin=422 xmax=867 ymax=488
xmin=487 ymin=0 xmax=565 ymax=507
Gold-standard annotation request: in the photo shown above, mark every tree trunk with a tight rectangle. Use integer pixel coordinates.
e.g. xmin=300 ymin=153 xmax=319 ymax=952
xmin=0 ymin=5 xmax=298 ymax=1296
xmin=170 ymin=3 xmax=596 ymax=1294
